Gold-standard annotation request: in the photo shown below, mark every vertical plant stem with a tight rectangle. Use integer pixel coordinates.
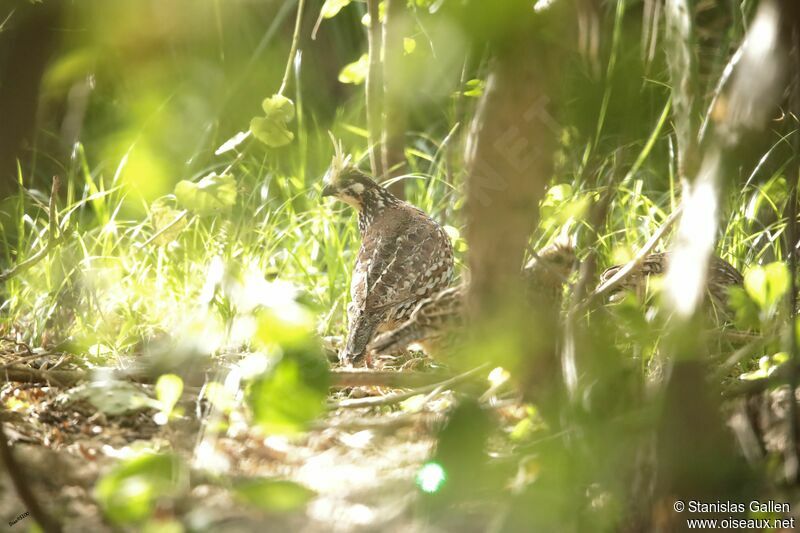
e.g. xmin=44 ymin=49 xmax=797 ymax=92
xmin=446 ymin=56 xmax=470 ymax=187
xmin=380 ymin=0 xmax=407 ymax=198
xmin=365 ymin=0 xmax=385 ymax=178
xmin=665 ymin=0 xmax=700 ymax=180
xmin=278 ymin=0 xmax=305 ymax=97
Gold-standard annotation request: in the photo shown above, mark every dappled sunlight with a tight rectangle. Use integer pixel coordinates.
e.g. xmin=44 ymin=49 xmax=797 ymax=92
xmin=664 ymin=153 xmax=720 ymax=318
xmin=1 ymin=0 xmax=800 ymax=530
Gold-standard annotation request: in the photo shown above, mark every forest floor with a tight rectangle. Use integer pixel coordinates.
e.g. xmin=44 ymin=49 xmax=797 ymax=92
xmin=0 ymin=338 xmax=467 ymax=532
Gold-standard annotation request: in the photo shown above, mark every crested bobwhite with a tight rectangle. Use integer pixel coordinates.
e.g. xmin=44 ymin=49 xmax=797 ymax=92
xmin=600 ymin=251 xmax=743 ymax=311
xmin=370 ymin=242 xmax=576 ymax=355
xmin=322 ymin=141 xmax=454 ymax=365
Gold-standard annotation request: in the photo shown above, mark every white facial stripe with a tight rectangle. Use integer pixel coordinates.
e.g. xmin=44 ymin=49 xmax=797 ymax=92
xmin=340 ymin=195 xmax=361 ymax=208
xmin=349 ymin=183 xmax=365 ymax=194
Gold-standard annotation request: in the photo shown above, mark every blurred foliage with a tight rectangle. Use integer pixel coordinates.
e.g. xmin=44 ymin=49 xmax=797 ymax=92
xmin=1 ymin=0 xmax=799 ymax=529
xmin=174 ymin=172 xmax=237 ymax=215
xmin=232 ymin=478 xmax=316 ymax=513
xmin=94 ymin=452 xmax=188 ymax=525
xmin=61 ymin=379 xmax=155 ymax=416
xmin=154 ymin=373 xmax=184 ymax=425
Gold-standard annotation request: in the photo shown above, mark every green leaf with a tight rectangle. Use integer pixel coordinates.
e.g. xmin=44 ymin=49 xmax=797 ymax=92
xmin=233 ymin=479 xmax=315 ymax=512
xmin=403 ymin=37 xmax=417 ymax=54
xmin=261 ymin=94 xmax=295 ymax=121
xmin=509 ymin=417 xmax=534 ymax=442
xmin=94 ymin=453 xmax=186 ymax=525
xmin=413 ymin=0 xmax=438 ymax=9
xmin=64 ymin=380 xmax=154 ymax=416
xmin=174 ymin=172 xmax=237 ymax=215
xmin=254 ymin=305 xmax=317 ymax=351
xmin=744 ymin=266 xmax=767 ymax=307
xmin=740 ymin=352 xmax=788 ymax=381
xmin=744 ymin=262 xmax=789 ymax=311
xmin=545 ymin=183 xmax=573 ymax=202
xmin=155 ymin=374 xmax=183 ymax=420
xmin=150 ymin=198 xmax=187 ymax=245
xmin=215 ymin=130 xmax=250 ymax=155
xmin=320 ymin=0 xmax=352 ymax=19
xmin=443 ymin=225 xmax=467 ymax=252
xmin=245 ymin=287 xmax=328 ymax=434
xmin=360 ymin=2 xmax=386 ymax=26
xmin=463 ymin=78 xmax=485 ymax=98
xmin=203 ymin=382 xmax=236 ymax=413
xmin=727 ymin=286 xmax=761 ymax=330
xmin=246 ymin=356 xmax=329 ymax=435
xmin=338 ymin=54 xmax=369 ymax=85
xmin=250 ymin=95 xmax=296 ymax=147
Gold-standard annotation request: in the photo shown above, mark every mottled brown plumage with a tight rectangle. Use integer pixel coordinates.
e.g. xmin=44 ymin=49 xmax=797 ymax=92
xmin=322 ymin=145 xmax=454 ymax=365
xmin=370 ymin=242 xmax=576 ymax=355
xmin=600 ymin=251 xmax=743 ymax=310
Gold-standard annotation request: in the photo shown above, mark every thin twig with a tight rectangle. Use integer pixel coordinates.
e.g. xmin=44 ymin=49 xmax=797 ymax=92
xmin=330 ymin=369 xmax=448 ymax=389
xmin=1 ymin=337 xmax=34 ymax=356
xmin=0 ymin=352 xmax=58 ymax=371
xmin=723 ymin=360 xmax=800 ymax=398
xmin=0 ymin=363 xmax=458 ymax=391
xmin=713 ymin=334 xmax=770 ymax=381
xmin=310 ymin=412 xmax=443 ymax=432
xmin=0 ymin=177 xmax=67 ymax=284
xmin=330 ymin=364 xmax=488 ymax=409
xmin=0 ymin=366 xmax=83 ymax=387
xmin=698 ymin=47 xmax=744 ymax=144
xmin=0 ymin=234 xmax=70 ymax=284
xmin=577 ymin=206 xmax=683 ymax=311
xmin=562 ymin=173 xmax=615 ymax=397
xmin=135 ymin=209 xmax=188 ymax=249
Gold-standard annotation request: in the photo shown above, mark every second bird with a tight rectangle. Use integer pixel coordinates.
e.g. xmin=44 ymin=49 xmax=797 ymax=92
xmin=322 ymin=144 xmax=454 ymax=366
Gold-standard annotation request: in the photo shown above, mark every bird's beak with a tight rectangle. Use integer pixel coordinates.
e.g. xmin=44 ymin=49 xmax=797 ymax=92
xmin=321 ymin=184 xmax=336 ymax=197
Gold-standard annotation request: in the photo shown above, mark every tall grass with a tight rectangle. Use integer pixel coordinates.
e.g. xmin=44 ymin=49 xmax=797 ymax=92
xmin=0 ymin=0 xmax=792 ymax=384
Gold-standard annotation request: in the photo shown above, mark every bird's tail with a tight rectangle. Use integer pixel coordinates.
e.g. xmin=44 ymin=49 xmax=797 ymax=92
xmin=599 ymin=264 xmax=622 ymax=286
xmin=370 ymin=322 xmax=426 ymax=355
xmin=341 ymin=313 xmax=381 ymax=364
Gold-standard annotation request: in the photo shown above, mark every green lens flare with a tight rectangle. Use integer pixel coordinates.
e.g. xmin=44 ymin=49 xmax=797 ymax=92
xmin=416 ymin=462 xmax=446 ymax=493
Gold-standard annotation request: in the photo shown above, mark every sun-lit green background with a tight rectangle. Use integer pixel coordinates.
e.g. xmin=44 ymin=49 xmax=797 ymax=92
xmin=0 ymin=0 xmax=789 ymax=369
xmin=1 ymin=0 xmax=798 ymax=527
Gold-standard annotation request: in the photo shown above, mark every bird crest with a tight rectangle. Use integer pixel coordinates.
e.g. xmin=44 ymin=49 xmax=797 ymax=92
xmin=325 ymin=133 xmax=354 ymax=186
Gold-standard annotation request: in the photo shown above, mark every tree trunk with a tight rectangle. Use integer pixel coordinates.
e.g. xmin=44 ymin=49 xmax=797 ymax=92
xmin=0 ymin=1 xmax=63 ymax=193
xmin=463 ymin=28 xmax=562 ymax=411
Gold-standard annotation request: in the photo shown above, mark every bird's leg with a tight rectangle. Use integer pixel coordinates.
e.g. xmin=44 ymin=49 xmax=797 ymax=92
xmin=338 ymin=348 xmax=354 ymax=368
